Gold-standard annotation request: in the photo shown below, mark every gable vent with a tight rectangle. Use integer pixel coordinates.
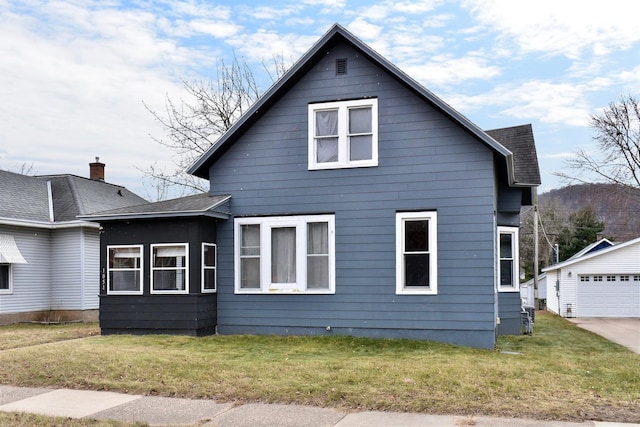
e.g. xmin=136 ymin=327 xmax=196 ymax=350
xmin=336 ymin=58 xmax=347 ymax=75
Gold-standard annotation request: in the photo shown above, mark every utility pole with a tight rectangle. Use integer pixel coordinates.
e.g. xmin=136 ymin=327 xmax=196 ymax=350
xmin=533 ymin=189 xmax=539 ymax=307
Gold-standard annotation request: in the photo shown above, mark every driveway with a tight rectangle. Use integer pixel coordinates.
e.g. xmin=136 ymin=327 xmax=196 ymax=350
xmin=568 ymin=318 xmax=640 ymax=354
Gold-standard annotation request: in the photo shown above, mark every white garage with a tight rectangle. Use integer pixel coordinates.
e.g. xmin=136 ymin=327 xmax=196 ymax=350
xmin=543 ymin=237 xmax=640 ymax=318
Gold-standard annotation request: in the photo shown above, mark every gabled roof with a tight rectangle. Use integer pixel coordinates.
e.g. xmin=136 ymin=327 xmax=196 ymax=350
xmin=542 ymin=236 xmax=640 ymax=272
xmin=79 ymin=193 xmax=231 ymax=221
xmin=1 ymin=169 xmax=147 ymax=226
xmin=486 ymin=124 xmax=541 ymax=186
xmin=188 ymin=23 xmax=527 ymax=187
xmin=567 ymin=238 xmax=614 ymax=261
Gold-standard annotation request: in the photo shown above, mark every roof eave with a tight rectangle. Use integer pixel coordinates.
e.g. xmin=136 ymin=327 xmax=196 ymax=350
xmin=81 ymin=210 xmax=230 ymax=221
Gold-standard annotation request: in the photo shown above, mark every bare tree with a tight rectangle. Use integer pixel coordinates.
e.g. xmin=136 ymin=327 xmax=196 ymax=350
xmin=140 ymin=54 xmax=270 ymax=199
xmin=557 ymin=94 xmax=640 ymax=189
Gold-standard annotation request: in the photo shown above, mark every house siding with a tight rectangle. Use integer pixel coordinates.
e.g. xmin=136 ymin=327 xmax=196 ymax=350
xmin=209 ymin=44 xmax=499 ymax=348
xmin=98 ymin=217 xmax=218 ymax=335
xmin=0 ymin=225 xmax=52 ymax=314
xmin=51 ymin=228 xmax=82 ymax=310
xmin=100 ymin=294 xmax=217 ymax=336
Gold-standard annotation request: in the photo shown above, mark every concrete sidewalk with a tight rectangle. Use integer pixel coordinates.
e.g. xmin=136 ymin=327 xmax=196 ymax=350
xmin=1 ymin=386 xmax=639 ymax=427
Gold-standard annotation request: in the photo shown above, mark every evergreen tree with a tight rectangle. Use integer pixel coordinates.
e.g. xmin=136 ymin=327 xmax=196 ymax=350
xmin=556 ymin=206 xmax=605 ymax=261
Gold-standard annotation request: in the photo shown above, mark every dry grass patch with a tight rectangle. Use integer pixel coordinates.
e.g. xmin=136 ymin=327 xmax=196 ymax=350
xmin=0 ymin=412 xmax=146 ymax=427
xmin=0 ymin=313 xmax=638 ymax=423
xmin=0 ymin=323 xmax=99 ymax=350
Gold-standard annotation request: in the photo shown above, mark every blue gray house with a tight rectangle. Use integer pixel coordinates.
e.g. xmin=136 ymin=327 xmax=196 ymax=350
xmin=86 ymin=24 xmax=540 ymax=349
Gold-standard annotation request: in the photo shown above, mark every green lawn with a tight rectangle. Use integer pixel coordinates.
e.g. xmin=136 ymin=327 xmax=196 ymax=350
xmin=0 ymin=313 xmax=638 ymax=423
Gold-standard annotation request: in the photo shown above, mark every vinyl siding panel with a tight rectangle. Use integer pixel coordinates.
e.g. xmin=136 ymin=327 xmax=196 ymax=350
xmin=51 ymin=228 xmax=82 ymax=310
xmin=209 ymin=43 xmax=499 ymax=348
xmin=83 ymin=229 xmax=100 ymax=309
xmin=0 ymin=225 xmax=52 ymax=313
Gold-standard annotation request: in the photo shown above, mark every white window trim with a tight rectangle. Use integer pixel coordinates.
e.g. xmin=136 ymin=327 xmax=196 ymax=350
xmin=497 ymin=226 xmax=519 ymax=292
xmin=396 ymin=211 xmax=438 ymax=295
xmin=234 ymin=214 xmax=336 ymax=294
xmin=202 ymin=243 xmax=217 ymax=293
xmin=106 ymin=244 xmax=143 ymax=295
xmin=308 ymin=98 xmax=378 ymax=170
xmin=150 ymin=243 xmax=189 ymax=295
xmin=0 ymin=264 xmax=12 ymax=295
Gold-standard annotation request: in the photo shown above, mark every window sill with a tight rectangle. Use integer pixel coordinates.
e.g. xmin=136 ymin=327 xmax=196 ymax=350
xmin=106 ymin=291 xmax=143 ymax=296
xmin=235 ymin=289 xmax=335 ymax=295
xmin=309 ymin=161 xmax=378 ymax=171
xmin=396 ymin=288 xmax=438 ymax=296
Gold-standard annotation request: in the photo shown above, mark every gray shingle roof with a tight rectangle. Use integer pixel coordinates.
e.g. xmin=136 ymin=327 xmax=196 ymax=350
xmin=486 ymin=124 xmax=541 ymax=186
xmin=40 ymin=175 xmax=147 ymax=221
xmin=79 ymin=193 xmax=231 ymax=220
xmin=0 ymin=169 xmax=50 ymax=222
xmin=1 ymin=170 xmax=148 ymax=224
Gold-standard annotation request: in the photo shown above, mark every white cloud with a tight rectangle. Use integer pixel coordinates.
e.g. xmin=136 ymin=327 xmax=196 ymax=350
xmin=462 ymin=0 xmax=640 ymax=59
xmin=404 ymin=54 xmax=501 ymax=86
xmin=446 ymin=81 xmax=591 ymax=127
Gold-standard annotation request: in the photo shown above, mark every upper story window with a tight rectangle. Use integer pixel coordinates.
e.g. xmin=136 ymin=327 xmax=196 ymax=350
xmin=234 ymin=215 xmax=335 ymax=294
xmin=107 ymin=245 xmax=143 ymax=295
xmin=151 ymin=243 xmax=188 ymax=294
xmin=202 ymin=243 xmax=217 ymax=293
xmin=498 ymin=227 xmax=519 ymax=292
xmin=396 ymin=211 xmax=438 ymax=295
xmin=308 ymin=98 xmax=378 ymax=170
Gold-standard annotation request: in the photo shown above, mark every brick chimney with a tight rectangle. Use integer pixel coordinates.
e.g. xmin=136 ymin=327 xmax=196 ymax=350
xmin=89 ymin=157 xmax=105 ymax=181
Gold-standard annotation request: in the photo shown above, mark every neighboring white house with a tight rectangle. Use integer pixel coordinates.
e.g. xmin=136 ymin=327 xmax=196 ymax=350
xmin=0 ymin=161 xmax=146 ymax=324
xmin=542 ymin=237 xmax=640 ymax=318
xmin=520 ymin=272 xmax=547 ymax=308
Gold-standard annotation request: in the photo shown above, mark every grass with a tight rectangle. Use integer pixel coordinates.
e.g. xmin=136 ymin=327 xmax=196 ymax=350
xmin=0 ymin=313 xmax=638 ymax=423
xmin=0 ymin=412 xmax=146 ymax=427
xmin=0 ymin=322 xmax=99 ymax=351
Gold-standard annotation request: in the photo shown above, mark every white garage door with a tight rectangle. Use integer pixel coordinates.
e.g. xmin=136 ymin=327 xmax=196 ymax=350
xmin=577 ymin=274 xmax=640 ymax=317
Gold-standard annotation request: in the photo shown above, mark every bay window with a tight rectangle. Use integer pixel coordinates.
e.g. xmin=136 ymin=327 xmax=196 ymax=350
xmin=396 ymin=211 xmax=438 ymax=295
xmin=498 ymin=227 xmax=519 ymax=291
xmin=234 ymin=215 xmax=335 ymax=293
xmin=107 ymin=245 xmax=143 ymax=294
xmin=308 ymin=98 xmax=378 ymax=169
xmin=151 ymin=243 xmax=188 ymax=294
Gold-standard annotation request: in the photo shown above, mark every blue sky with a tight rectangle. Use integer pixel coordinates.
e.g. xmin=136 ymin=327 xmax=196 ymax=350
xmin=1 ymin=0 xmax=639 ymax=199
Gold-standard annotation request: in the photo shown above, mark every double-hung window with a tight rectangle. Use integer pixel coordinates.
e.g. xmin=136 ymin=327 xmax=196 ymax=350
xmin=498 ymin=227 xmax=519 ymax=291
xmin=396 ymin=211 xmax=438 ymax=295
xmin=202 ymin=243 xmax=217 ymax=293
xmin=151 ymin=243 xmax=188 ymax=294
xmin=234 ymin=215 xmax=335 ymax=294
xmin=308 ymin=98 xmax=378 ymax=169
xmin=107 ymin=245 xmax=143 ymax=294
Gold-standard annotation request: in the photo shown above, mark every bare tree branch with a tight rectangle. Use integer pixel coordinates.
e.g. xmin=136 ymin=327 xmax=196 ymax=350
xmin=556 ymin=94 xmax=640 ymax=190
xmin=140 ymin=53 xmax=289 ymax=200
